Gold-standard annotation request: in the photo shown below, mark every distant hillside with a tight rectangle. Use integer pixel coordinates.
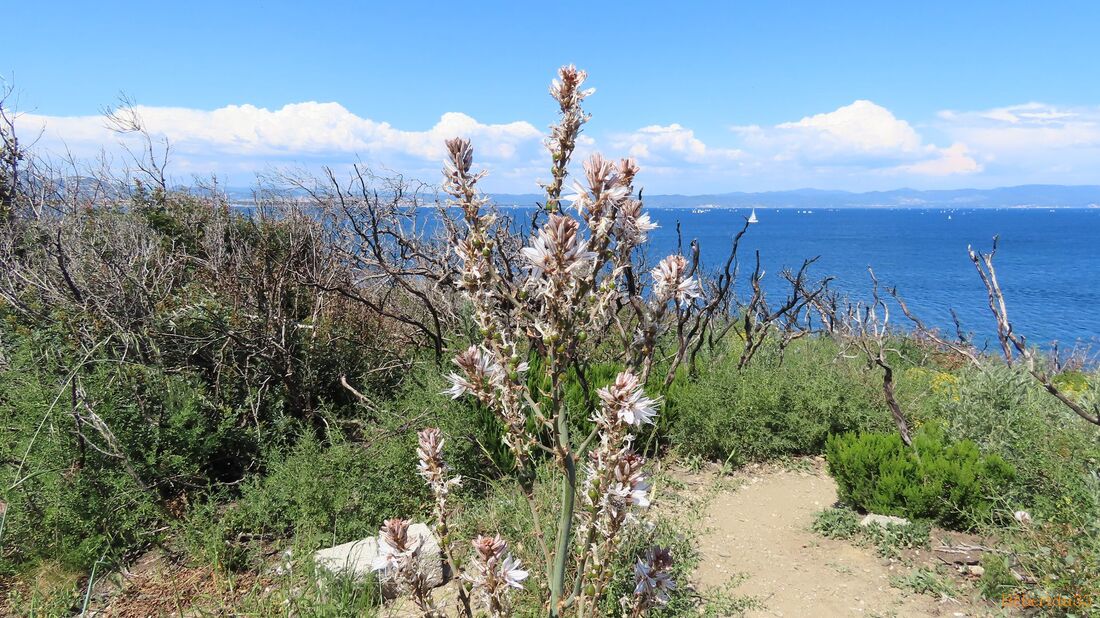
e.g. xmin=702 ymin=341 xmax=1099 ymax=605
xmin=489 ymin=185 xmax=1100 ymax=209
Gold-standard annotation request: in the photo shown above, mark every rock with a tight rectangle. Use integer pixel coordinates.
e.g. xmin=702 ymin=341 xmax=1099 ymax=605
xmin=933 ymin=544 xmax=985 ymax=565
xmin=314 ymin=523 xmax=445 ymax=599
xmin=964 ymin=565 xmax=985 ymax=576
xmin=859 ymin=513 xmax=910 ymax=528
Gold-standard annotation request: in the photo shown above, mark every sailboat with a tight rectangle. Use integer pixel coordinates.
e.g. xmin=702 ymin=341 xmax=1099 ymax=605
xmin=747 ymin=208 xmax=759 ymax=224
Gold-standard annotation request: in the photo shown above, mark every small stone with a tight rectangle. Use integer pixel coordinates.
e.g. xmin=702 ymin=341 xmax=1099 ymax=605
xmin=933 ymin=545 xmax=985 ymax=565
xmin=859 ymin=513 xmax=910 ymax=528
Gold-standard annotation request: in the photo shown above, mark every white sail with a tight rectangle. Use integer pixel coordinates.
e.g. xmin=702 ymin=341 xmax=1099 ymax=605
xmin=748 ymin=208 xmax=759 ymax=224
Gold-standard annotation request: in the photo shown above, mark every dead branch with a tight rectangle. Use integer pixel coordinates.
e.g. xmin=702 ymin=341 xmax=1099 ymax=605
xmin=968 ymin=237 xmax=1099 ymax=426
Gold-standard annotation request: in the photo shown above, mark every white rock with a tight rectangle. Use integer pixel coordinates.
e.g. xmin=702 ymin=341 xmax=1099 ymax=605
xmin=314 ymin=523 xmax=444 ymax=598
xmin=859 ymin=513 xmax=910 ymax=528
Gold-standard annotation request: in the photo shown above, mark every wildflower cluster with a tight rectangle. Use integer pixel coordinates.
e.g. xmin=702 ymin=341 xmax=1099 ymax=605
xmin=442 ymin=135 xmax=537 ymax=466
xmin=544 ymin=65 xmax=595 ymax=211
xmin=652 ymin=254 xmax=702 ymax=307
xmin=373 ymin=517 xmax=440 ymax=614
xmin=373 ymin=428 xmax=526 ymax=617
xmin=417 ymin=427 xmax=461 ymax=532
xmin=464 ymin=534 xmax=530 ymax=618
xmin=576 ymin=371 xmax=661 ymax=609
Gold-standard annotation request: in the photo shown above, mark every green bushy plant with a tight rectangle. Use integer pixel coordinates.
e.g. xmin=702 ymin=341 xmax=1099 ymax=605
xmin=826 ymin=427 xmax=1015 ymax=529
xmin=811 ymin=507 xmax=861 ymax=540
xmin=889 ymin=566 xmax=957 ymax=599
xmin=937 ymin=365 xmax=1100 ymax=520
xmin=201 ymin=365 xmax=491 ymax=552
xmin=668 ymin=337 xmax=890 ymax=466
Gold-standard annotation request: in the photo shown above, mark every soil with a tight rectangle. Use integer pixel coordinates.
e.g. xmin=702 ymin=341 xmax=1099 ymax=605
xmin=674 ymin=459 xmax=1001 ymax=617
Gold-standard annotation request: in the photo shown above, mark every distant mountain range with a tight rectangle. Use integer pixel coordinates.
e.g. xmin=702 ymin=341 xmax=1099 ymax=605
xmin=488 ymin=185 xmax=1100 ymax=209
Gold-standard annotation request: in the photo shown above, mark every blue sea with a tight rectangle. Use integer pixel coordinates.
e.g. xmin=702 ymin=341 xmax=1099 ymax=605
xmin=635 ymin=208 xmax=1100 ymax=348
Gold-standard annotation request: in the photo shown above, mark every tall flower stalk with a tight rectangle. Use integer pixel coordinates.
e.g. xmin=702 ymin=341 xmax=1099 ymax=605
xmin=385 ymin=65 xmax=688 ymax=617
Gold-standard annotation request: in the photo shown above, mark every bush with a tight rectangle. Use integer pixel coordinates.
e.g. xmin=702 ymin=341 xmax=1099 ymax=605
xmin=668 ymin=337 xmax=890 ymax=466
xmin=825 ymin=427 xmax=1015 ymax=529
xmin=936 ymin=365 xmax=1100 ymax=520
xmin=192 ymin=364 xmax=495 ymax=558
xmin=811 ymin=507 xmax=861 ymax=540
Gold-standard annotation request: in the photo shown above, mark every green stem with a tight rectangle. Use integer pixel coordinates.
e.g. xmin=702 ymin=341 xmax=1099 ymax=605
xmin=549 ymin=451 xmax=576 ymax=617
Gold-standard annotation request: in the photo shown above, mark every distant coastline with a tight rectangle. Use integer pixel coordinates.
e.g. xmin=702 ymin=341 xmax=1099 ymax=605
xmin=483 ymin=184 xmax=1100 ymax=209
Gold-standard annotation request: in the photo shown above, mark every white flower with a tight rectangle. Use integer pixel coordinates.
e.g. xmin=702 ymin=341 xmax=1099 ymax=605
xmin=597 ymin=371 xmax=660 ymax=427
xmin=500 ymin=554 xmax=529 ymax=589
xmin=444 ymin=345 xmax=504 ymax=400
xmin=521 ymin=214 xmax=596 ymax=277
xmin=608 ymin=478 xmax=651 ymax=511
xmin=444 ymin=372 xmax=476 ymax=399
xmin=652 ymin=254 xmax=702 ymax=307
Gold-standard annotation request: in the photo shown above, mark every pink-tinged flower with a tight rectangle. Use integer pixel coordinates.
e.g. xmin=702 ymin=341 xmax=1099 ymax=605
xmin=466 ymin=534 xmax=527 ymax=615
xmin=615 ymin=197 xmax=658 ymax=244
xmin=597 ymin=371 xmax=660 ymax=427
xmin=372 ymin=518 xmax=422 ymax=573
xmin=634 ymin=547 xmax=676 ymax=606
xmin=549 ymin=65 xmax=596 ymax=111
xmin=600 ymin=450 xmax=651 ymax=514
xmin=472 ymin=534 xmax=508 ymax=562
xmin=445 ymin=137 xmax=474 ymax=176
xmin=583 ymin=154 xmax=630 ymax=204
xmin=521 ymin=213 xmax=596 ymax=276
xmin=417 ymin=427 xmax=462 ymax=494
xmin=652 ymin=254 xmax=702 ymax=307
xmin=444 ymin=345 xmax=503 ymax=400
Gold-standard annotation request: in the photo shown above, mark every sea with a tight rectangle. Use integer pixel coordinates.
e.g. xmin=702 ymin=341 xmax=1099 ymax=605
xmin=630 ymin=207 xmax=1100 ymax=350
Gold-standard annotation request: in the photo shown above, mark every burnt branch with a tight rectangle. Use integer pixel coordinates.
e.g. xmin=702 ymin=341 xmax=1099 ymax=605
xmin=968 ymin=238 xmax=1099 ymax=426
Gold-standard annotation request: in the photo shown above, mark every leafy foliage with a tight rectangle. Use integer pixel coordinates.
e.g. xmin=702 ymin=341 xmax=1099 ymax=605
xmin=826 ymin=427 xmax=1015 ymax=529
xmin=667 ymin=338 xmax=890 ymax=466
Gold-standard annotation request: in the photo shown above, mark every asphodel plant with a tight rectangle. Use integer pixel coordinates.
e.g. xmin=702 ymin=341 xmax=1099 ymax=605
xmin=374 ymin=66 xmax=700 ymax=617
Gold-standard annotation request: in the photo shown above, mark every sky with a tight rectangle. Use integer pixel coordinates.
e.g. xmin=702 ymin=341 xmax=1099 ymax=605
xmin=6 ymin=1 xmax=1100 ymax=193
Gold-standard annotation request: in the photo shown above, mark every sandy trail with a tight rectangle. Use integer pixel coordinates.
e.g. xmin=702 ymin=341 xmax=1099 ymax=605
xmin=679 ymin=462 xmax=989 ymax=617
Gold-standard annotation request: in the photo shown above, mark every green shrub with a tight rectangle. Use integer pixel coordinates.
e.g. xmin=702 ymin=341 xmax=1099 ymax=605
xmin=889 ymin=566 xmax=957 ymax=599
xmin=937 ymin=365 xmax=1100 ymax=520
xmin=668 ymin=337 xmax=890 ymax=466
xmin=826 ymin=427 xmax=1015 ymax=529
xmin=220 ymin=431 xmax=426 ymax=553
xmin=811 ymin=507 xmax=861 ymax=540
xmin=195 ymin=364 xmax=495 ymax=557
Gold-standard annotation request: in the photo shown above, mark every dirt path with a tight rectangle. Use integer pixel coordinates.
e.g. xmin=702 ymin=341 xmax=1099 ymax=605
xmin=678 ymin=462 xmax=991 ymax=617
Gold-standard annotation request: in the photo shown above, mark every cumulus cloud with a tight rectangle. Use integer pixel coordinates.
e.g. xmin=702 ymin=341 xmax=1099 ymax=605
xmin=933 ymin=103 xmax=1100 ymax=184
xmin=611 ymin=124 xmax=741 ymax=163
xmin=15 ymin=102 xmax=543 ymax=184
xmin=18 ymin=96 xmax=1100 ymax=192
xmin=731 ymin=100 xmax=980 ymax=176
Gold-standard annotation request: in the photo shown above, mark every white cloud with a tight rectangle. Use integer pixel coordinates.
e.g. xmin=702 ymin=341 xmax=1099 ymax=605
xmin=895 ymin=143 xmax=982 ymax=176
xmin=933 ymin=103 xmax=1100 ymax=184
xmin=774 ymin=100 xmax=922 ymax=156
xmin=15 ymin=102 xmax=543 ymax=184
xmin=938 ymin=103 xmax=1100 ymax=151
xmin=19 ymin=96 xmax=1100 ymax=192
xmin=611 ymin=123 xmax=741 ymax=164
xmin=731 ymin=100 xmax=980 ymax=177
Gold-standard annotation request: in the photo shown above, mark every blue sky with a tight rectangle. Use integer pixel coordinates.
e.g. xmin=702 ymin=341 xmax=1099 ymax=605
xmin=7 ymin=1 xmax=1100 ymax=192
